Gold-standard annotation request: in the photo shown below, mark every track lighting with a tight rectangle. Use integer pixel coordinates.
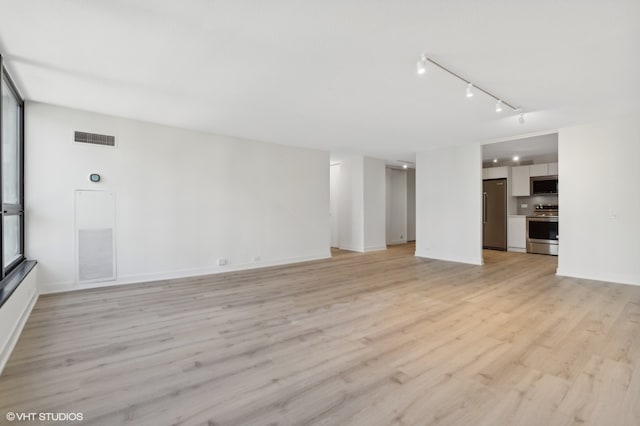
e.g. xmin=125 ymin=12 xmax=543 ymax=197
xmin=416 ymin=54 xmax=427 ymax=75
xmin=466 ymin=83 xmax=474 ymax=98
xmin=415 ymin=54 xmax=524 ymax=121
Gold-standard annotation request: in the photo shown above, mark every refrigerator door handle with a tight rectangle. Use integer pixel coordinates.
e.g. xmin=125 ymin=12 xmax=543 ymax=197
xmin=483 ymin=192 xmax=487 ymax=224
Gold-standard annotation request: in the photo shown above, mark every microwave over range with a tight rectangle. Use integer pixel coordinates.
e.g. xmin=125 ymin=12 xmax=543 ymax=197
xmin=531 ymin=175 xmax=558 ymax=195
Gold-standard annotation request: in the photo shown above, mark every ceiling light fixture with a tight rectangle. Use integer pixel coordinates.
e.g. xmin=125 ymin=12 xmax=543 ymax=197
xmin=466 ymin=83 xmax=474 ymax=98
xmin=416 ymin=54 xmax=522 ymax=118
xmin=513 ymin=155 xmax=520 ymax=162
xmin=397 ymin=160 xmax=415 ymax=169
xmin=493 ymin=158 xmax=498 ymax=163
xmin=518 ymin=113 xmax=525 ymax=124
xmin=416 ymin=54 xmax=427 ymax=75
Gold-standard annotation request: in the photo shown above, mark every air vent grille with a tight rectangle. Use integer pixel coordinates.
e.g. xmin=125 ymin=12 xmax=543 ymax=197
xmin=74 ymin=131 xmax=116 ymax=147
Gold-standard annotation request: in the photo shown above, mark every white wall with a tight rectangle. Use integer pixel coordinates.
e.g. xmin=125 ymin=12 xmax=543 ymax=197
xmin=557 ymin=115 xmax=640 ymax=285
xmin=363 ymin=157 xmax=386 ymax=251
xmin=335 ymin=156 xmax=386 ymax=252
xmin=337 ymin=157 xmax=365 ymax=252
xmin=385 ymin=168 xmax=407 ymax=245
xmin=0 ymin=266 xmax=38 ymax=374
xmin=329 ymin=164 xmax=340 ymax=248
xmin=26 ymin=102 xmax=331 ymax=293
xmin=416 ymin=144 xmax=483 ymax=265
xmin=406 ymin=168 xmax=416 ymax=241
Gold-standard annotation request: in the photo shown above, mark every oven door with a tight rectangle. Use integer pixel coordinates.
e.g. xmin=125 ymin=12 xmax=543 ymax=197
xmin=527 ymin=216 xmax=559 ymax=255
xmin=527 ymin=216 xmax=559 ymax=244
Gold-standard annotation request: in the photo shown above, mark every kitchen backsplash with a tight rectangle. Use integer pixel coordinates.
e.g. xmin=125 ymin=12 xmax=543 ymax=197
xmin=517 ymin=195 xmax=559 ymax=215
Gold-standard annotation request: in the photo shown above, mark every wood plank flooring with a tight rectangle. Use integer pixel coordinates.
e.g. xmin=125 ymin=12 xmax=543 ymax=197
xmin=1 ymin=244 xmax=640 ymax=425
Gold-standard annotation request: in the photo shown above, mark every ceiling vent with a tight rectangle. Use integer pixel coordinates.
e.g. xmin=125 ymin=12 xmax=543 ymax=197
xmin=74 ymin=131 xmax=116 ymax=147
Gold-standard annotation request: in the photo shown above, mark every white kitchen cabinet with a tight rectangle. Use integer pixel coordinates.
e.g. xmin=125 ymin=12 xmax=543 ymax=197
xmin=511 ymin=165 xmax=530 ymax=196
xmin=482 ymin=166 xmax=509 ymax=180
xmin=548 ymin=162 xmax=558 ymax=175
xmin=507 ymin=215 xmax=527 ymax=252
xmin=529 ymin=163 xmax=548 ymax=177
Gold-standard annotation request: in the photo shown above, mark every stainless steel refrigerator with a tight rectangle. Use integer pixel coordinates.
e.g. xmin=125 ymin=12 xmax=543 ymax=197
xmin=483 ymin=179 xmax=507 ymax=251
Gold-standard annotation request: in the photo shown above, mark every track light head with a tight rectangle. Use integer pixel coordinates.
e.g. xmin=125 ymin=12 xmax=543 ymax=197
xmin=495 ymin=100 xmax=503 ymax=113
xmin=416 ymin=54 xmax=427 ymax=75
xmin=466 ymin=83 xmax=474 ymax=98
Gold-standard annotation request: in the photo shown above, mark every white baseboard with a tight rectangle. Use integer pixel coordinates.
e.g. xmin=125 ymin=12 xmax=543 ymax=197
xmin=415 ymin=250 xmax=484 ymax=266
xmin=38 ymin=252 xmax=332 ymax=295
xmin=363 ymin=245 xmax=387 ymax=252
xmin=338 ymin=245 xmax=364 ymax=253
xmin=507 ymin=247 xmax=527 ymax=253
xmin=0 ymin=269 xmax=39 ymax=375
xmin=556 ymin=268 xmax=640 ymax=287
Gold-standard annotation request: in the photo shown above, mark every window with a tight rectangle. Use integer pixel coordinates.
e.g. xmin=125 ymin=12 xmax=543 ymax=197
xmin=0 ymin=55 xmax=25 ymax=280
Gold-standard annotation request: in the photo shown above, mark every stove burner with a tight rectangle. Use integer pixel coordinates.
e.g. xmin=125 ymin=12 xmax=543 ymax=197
xmin=535 ymin=204 xmax=558 ymax=210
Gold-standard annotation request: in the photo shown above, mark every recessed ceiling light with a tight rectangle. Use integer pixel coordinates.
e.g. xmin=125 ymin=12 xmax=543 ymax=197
xmin=513 ymin=155 xmax=520 ymax=161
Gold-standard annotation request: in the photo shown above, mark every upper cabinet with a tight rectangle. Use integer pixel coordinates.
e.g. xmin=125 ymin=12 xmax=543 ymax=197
xmin=529 ymin=164 xmax=548 ymax=177
xmin=511 ymin=165 xmax=530 ymax=196
xmin=530 ymin=162 xmax=558 ymax=177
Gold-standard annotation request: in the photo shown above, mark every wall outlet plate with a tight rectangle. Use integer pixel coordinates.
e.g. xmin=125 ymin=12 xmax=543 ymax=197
xmin=217 ymin=258 xmax=227 ymax=266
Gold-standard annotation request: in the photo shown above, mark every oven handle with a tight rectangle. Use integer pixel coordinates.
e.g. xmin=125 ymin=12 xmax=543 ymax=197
xmin=527 ymin=217 xmax=559 ymax=223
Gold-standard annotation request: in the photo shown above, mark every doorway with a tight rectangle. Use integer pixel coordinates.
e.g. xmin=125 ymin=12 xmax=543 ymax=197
xmin=481 ymin=133 xmax=559 ymax=264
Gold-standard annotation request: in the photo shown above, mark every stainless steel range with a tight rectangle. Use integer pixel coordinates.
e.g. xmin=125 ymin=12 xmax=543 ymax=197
xmin=526 ymin=204 xmax=559 ymax=256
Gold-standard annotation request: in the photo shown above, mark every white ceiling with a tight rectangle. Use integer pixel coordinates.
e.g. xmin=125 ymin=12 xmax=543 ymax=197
xmin=482 ymin=133 xmax=558 ymax=163
xmin=1 ymin=1 xmax=639 ymax=162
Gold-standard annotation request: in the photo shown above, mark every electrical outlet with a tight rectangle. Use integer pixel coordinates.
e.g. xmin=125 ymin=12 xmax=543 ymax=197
xmin=217 ymin=258 xmax=227 ymax=266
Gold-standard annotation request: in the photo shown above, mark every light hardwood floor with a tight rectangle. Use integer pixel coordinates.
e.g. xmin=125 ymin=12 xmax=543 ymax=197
xmin=1 ymin=244 xmax=640 ymax=425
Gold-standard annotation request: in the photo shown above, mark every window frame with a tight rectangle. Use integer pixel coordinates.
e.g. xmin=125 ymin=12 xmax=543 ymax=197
xmin=0 ymin=54 xmax=26 ymax=279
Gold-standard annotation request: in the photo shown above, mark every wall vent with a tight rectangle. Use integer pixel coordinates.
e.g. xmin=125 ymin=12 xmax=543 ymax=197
xmin=74 ymin=131 xmax=116 ymax=147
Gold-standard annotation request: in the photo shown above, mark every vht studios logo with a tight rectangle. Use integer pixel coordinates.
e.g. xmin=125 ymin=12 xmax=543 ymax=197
xmin=6 ymin=411 xmax=84 ymax=422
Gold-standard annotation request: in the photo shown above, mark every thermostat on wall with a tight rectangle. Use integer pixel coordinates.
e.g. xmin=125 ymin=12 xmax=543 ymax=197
xmin=89 ymin=173 xmax=101 ymax=183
